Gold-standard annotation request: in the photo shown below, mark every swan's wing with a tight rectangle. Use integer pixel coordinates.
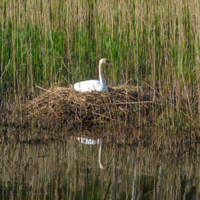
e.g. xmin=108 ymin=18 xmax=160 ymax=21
xmin=74 ymin=80 xmax=102 ymax=92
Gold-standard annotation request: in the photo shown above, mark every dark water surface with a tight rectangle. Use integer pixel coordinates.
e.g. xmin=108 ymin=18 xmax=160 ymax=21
xmin=0 ymin=137 xmax=199 ymax=200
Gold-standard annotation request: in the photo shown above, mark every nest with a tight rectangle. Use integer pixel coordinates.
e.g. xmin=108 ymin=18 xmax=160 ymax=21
xmin=24 ymin=86 xmax=153 ymax=131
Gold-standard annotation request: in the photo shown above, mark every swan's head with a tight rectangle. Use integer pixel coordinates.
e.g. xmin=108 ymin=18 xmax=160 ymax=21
xmin=100 ymin=58 xmax=112 ymax=67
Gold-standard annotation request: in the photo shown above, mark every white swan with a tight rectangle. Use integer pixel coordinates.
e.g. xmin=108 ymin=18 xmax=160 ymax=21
xmin=74 ymin=58 xmax=112 ymax=92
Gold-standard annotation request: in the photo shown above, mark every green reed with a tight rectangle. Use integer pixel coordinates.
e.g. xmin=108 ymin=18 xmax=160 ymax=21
xmin=0 ymin=0 xmax=200 ymax=128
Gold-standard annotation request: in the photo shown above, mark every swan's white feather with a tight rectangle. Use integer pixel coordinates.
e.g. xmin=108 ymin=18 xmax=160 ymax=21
xmin=74 ymin=80 xmax=108 ymax=92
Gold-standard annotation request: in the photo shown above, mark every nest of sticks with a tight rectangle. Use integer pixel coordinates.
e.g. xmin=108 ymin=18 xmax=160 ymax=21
xmin=24 ymin=85 xmax=153 ymax=131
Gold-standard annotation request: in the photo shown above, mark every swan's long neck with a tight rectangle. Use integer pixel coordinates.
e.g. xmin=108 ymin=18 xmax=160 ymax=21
xmin=99 ymin=61 xmax=104 ymax=85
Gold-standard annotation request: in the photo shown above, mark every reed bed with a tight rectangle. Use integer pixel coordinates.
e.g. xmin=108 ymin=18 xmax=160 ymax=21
xmin=1 ymin=0 xmax=200 ymax=138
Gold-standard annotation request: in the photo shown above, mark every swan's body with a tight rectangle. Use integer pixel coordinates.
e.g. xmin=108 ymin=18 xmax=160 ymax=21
xmin=74 ymin=58 xmax=111 ymax=92
xmin=74 ymin=80 xmax=108 ymax=92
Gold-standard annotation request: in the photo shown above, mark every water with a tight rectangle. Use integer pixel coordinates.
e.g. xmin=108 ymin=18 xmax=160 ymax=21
xmin=0 ymin=137 xmax=199 ymax=199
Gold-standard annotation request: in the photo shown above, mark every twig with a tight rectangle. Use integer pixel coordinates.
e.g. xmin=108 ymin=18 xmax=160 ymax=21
xmin=36 ymin=85 xmax=63 ymax=98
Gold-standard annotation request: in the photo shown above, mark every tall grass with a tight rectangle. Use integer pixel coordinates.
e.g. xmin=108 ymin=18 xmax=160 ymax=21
xmin=0 ymin=0 xmax=200 ymax=129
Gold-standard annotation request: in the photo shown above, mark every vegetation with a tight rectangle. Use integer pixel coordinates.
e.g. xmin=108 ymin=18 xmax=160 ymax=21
xmin=0 ymin=0 xmax=200 ymax=139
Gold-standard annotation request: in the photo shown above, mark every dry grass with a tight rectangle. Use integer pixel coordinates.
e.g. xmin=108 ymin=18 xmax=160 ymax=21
xmin=24 ymin=85 xmax=153 ymax=130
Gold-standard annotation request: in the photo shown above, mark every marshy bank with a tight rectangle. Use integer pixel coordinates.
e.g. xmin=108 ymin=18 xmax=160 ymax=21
xmin=1 ymin=0 xmax=200 ymax=198
xmin=0 ymin=83 xmax=199 ymax=147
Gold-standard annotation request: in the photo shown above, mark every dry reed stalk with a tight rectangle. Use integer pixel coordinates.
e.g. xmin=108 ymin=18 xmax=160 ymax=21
xmin=189 ymin=0 xmax=200 ymax=114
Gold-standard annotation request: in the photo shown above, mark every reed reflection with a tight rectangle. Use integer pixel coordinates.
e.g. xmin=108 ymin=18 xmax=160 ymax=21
xmin=0 ymin=137 xmax=199 ymax=199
